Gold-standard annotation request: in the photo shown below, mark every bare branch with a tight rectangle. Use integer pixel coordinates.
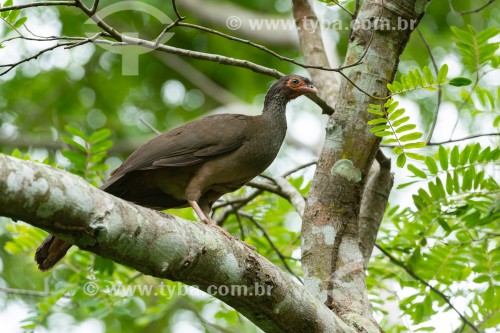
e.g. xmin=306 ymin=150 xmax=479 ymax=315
xmin=359 ymin=150 xmax=393 ymax=269
xmin=331 ymin=0 xmax=354 ymax=17
xmin=0 ymin=41 xmax=77 ymax=76
xmin=427 ymin=132 xmax=500 ymax=145
xmin=0 ymin=1 xmax=76 ymax=12
xmin=448 ymin=0 xmax=496 ymax=15
xmin=417 ymin=28 xmax=443 ymax=144
xmin=238 ymin=211 xmax=302 ymax=283
xmin=292 ymin=0 xmax=340 ymax=111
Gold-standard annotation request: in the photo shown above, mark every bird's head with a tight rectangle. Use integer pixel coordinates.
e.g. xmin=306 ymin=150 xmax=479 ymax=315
xmin=265 ymin=75 xmax=318 ymax=106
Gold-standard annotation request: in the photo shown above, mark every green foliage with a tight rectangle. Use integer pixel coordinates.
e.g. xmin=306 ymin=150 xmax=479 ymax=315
xmin=451 ymin=25 xmax=499 ymax=73
xmin=61 ymin=125 xmax=113 ymax=186
xmin=387 ymin=64 xmax=472 ymax=94
xmin=369 ymin=143 xmax=500 ymax=330
xmin=0 ymin=0 xmax=27 ymax=30
xmin=368 ymin=99 xmax=426 ymax=167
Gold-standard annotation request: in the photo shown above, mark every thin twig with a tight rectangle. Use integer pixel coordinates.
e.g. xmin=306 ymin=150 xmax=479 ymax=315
xmin=239 ymin=211 xmax=302 ymax=283
xmin=65 ymin=32 xmax=103 ymax=49
xmin=353 ymin=0 xmax=361 ymax=19
xmin=380 ymin=132 xmax=500 ymax=148
xmin=331 ymin=0 xmax=354 ymax=17
xmin=0 ymin=1 xmax=76 ymax=12
xmin=175 ymin=22 xmax=363 ymax=73
xmin=0 ymin=286 xmax=71 ymax=298
xmin=0 ymin=41 xmax=77 ymax=75
xmin=138 ymin=117 xmax=162 ymax=135
xmin=154 ymin=0 xmax=185 ymax=48
xmin=417 ymin=28 xmax=442 ymax=144
xmin=448 ymin=0 xmax=496 ymax=15
xmin=376 ymin=244 xmax=480 ymax=333
xmin=282 ymin=161 xmax=317 ymax=177
xmin=427 ymin=132 xmax=500 ymax=145
xmin=235 ymin=213 xmax=245 ymax=241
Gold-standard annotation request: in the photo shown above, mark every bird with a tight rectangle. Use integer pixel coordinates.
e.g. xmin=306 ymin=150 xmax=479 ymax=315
xmin=35 ymin=75 xmax=318 ymax=271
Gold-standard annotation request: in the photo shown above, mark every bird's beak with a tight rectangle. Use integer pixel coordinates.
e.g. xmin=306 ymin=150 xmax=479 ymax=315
xmin=299 ymin=84 xmax=319 ymax=95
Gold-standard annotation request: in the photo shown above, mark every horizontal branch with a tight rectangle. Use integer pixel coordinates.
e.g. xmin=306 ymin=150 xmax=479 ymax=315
xmin=0 ymin=1 xmax=76 ymax=12
xmin=427 ymin=133 xmax=500 ymax=145
xmin=0 ymin=154 xmax=354 ymax=333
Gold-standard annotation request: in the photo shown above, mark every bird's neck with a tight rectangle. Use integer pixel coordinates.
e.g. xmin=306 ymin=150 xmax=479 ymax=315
xmin=262 ymin=94 xmax=289 ymax=119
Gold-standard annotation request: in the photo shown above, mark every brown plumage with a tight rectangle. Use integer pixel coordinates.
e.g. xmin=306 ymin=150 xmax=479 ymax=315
xmin=35 ymin=75 xmax=318 ymax=271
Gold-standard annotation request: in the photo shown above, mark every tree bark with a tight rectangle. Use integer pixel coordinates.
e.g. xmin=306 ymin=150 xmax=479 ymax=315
xmin=300 ymin=0 xmax=429 ymax=328
xmin=0 ymin=154 xmax=355 ymax=333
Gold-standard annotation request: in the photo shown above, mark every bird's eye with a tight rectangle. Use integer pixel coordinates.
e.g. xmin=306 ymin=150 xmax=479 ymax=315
xmin=291 ymin=79 xmax=299 ymax=85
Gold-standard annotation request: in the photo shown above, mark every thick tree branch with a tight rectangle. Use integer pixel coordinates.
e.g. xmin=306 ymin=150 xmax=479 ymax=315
xmin=359 ymin=150 xmax=393 ymax=269
xmin=0 ymin=154 xmax=355 ymax=333
xmin=301 ymin=0 xmax=429 ymax=328
xmin=292 ymin=0 xmax=340 ymax=110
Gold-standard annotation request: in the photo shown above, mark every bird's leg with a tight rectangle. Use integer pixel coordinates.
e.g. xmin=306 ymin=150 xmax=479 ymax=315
xmin=188 ymin=200 xmax=211 ymax=224
xmin=188 ymin=200 xmax=232 ymax=237
xmin=188 ymin=200 xmax=255 ymax=251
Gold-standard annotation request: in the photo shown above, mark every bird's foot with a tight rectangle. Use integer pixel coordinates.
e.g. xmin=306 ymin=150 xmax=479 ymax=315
xmin=201 ymin=218 xmax=256 ymax=251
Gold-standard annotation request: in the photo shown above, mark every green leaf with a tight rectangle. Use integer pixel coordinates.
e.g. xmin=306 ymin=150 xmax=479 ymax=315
xmin=393 ymin=146 xmax=403 ymax=155
xmin=89 ymin=129 xmax=112 ymax=143
xmin=65 ymin=125 xmax=88 ymax=140
xmin=396 ymin=153 xmax=407 ymax=167
xmin=6 ymin=9 xmax=19 ymax=23
xmin=407 ymin=164 xmax=427 ymax=179
xmin=468 ymin=143 xmax=481 ymax=163
xmin=386 ymin=101 xmax=399 ymax=114
xmin=406 ymin=152 xmax=426 ymax=161
xmin=435 ymin=177 xmax=446 ymax=198
xmin=445 ymin=172 xmax=453 ymax=194
xmin=399 ymin=132 xmax=423 ymax=142
xmin=61 ymin=136 xmax=86 ymax=152
xmin=389 ymin=108 xmax=405 ymax=121
xmin=395 ymin=124 xmax=416 ymax=133
xmin=448 ymin=77 xmax=472 ymax=87
xmin=392 ymin=116 xmax=410 ymax=127
xmin=1 ymin=0 xmax=13 ymax=18
xmin=370 ymin=125 xmax=390 ymax=133
xmin=438 ymin=145 xmax=448 ymax=170
xmin=437 ymin=64 xmax=448 ymax=84
xmin=437 ymin=218 xmax=451 ymax=233
xmin=403 ymin=142 xmax=426 ymax=149
xmin=450 ymin=146 xmax=459 ymax=167
xmin=374 ymin=131 xmax=393 ymax=137
xmin=387 ymin=83 xmax=397 ymax=93
xmin=423 ymin=66 xmax=434 ymax=85
xmin=368 ymin=108 xmax=384 ymax=116
xmin=382 ymin=138 xmax=398 ymax=144
xmin=13 ymin=16 xmax=27 ymax=28
xmin=61 ymin=150 xmax=86 ymax=165
xmin=90 ymin=140 xmax=113 ymax=154
xmin=425 ymin=157 xmax=439 ymax=174
xmin=459 ymin=145 xmax=471 ymax=165
xmin=367 ymin=118 xmax=388 ymax=125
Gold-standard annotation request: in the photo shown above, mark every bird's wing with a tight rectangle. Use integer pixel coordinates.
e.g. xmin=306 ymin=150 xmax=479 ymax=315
xmin=104 ymin=114 xmax=249 ymax=181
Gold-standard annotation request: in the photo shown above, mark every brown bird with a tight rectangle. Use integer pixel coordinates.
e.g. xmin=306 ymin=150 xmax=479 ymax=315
xmin=35 ymin=75 xmax=318 ymax=271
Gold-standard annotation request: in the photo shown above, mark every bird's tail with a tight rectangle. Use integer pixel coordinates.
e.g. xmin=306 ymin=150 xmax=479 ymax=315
xmin=35 ymin=235 xmax=72 ymax=271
